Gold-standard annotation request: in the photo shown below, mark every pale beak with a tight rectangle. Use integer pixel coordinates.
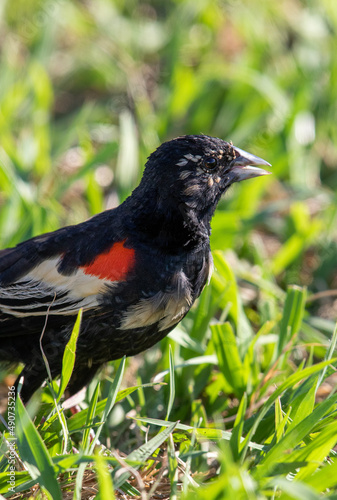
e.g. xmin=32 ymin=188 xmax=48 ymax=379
xmin=230 ymin=146 xmax=271 ymax=182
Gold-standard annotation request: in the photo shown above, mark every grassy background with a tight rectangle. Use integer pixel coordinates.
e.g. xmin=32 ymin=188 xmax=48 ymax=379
xmin=1 ymin=0 xmax=337 ymax=498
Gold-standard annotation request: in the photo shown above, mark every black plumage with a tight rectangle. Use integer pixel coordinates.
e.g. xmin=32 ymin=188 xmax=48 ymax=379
xmin=0 ymin=135 xmax=270 ymax=401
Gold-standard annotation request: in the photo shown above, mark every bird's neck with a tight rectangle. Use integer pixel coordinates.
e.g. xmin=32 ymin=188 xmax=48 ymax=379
xmin=124 ymin=188 xmax=213 ymax=253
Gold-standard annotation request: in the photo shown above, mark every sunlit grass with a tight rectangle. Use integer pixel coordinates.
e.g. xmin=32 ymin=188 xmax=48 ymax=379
xmin=1 ymin=0 xmax=337 ymax=498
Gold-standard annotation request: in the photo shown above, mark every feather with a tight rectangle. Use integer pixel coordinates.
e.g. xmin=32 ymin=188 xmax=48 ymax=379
xmin=0 ymin=257 xmax=114 ymax=318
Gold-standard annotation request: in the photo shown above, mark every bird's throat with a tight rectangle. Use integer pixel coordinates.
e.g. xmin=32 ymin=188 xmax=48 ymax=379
xmin=130 ymin=200 xmax=211 ymax=253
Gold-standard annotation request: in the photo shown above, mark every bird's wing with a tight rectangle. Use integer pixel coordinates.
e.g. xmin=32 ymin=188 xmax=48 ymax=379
xmin=0 ymin=234 xmax=136 ymax=319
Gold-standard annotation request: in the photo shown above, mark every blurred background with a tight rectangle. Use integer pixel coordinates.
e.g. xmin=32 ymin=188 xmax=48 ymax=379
xmin=1 ymin=0 xmax=336 ymax=296
xmin=1 ymin=0 xmax=337 ymax=430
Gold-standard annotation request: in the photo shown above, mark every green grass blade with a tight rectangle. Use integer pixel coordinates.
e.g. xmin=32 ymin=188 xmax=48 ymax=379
xmin=89 ymin=356 xmax=126 ymax=453
xmin=230 ymin=392 xmax=247 ymax=460
xmin=286 ymin=420 xmax=337 ymax=481
xmin=211 ymin=322 xmax=246 ymax=396
xmin=133 ymin=417 xmax=263 ymax=451
xmin=288 ymin=378 xmax=316 ymax=430
xmin=57 ymin=309 xmax=82 ymax=403
xmin=168 ymin=433 xmax=178 ymax=500
xmin=0 ymin=471 xmax=35 ymax=495
xmin=67 ymin=382 xmax=163 ymax=434
xmin=112 ymin=421 xmax=178 ymax=490
xmin=254 ymin=391 xmax=337 ymax=479
xmin=316 ymin=321 xmax=337 ymax=389
xmin=275 ymin=403 xmax=292 ymax=443
xmin=277 ymin=286 xmax=306 ymax=359
xmin=166 ymin=344 xmax=175 ymax=421
xmin=168 ymin=327 xmax=205 ymax=353
xmin=240 ymin=357 xmax=337 ymax=462
xmin=305 ymin=456 xmax=337 ymax=491
xmin=95 ymin=453 xmax=115 ymax=500
xmin=82 ymin=382 xmax=100 ymax=453
xmin=51 ymin=454 xmax=123 ymax=471
xmin=271 ymin=477 xmax=322 ymax=500
xmin=153 ymin=355 xmax=217 ymax=382
xmin=74 ymin=359 xmax=125 ymax=499
xmin=15 ymin=396 xmax=62 ymax=500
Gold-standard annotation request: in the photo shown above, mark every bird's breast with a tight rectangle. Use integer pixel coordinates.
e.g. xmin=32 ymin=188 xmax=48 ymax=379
xmin=118 ymin=248 xmax=213 ymax=332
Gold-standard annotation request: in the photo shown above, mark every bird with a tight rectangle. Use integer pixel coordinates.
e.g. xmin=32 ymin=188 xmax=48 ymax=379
xmin=0 ymin=135 xmax=270 ymax=402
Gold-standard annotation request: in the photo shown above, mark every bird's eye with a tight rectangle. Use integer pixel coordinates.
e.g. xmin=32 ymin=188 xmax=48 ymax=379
xmin=203 ymin=157 xmax=217 ymax=170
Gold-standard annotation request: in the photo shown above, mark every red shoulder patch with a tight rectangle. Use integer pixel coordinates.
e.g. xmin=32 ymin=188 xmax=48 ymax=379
xmin=81 ymin=240 xmax=135 ymax=281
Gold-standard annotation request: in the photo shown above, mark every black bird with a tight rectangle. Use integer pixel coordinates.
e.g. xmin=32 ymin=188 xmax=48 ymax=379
xmin=0 ymin=135 xmax=270 ymax=401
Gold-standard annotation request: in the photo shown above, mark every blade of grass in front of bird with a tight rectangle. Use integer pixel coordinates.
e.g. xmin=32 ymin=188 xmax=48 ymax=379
xmin=57 ymin=309 xmax=82 ymax=403
xmin=82 ymin=382 xmax=100 ymax=453
xmin=52 ymin=309 xmax=82 ymax=455
xmin=166 ymin=344 xmax=175 ymax=421
xmin=15 ymin=396 xmax=62 ymax=500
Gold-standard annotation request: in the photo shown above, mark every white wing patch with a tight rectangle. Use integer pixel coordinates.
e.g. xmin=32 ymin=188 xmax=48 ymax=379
xmin=29 ymin=257 xmax=108 ymax=297
xmin=120 ymin=271 xmax=193 ymax=332
xmin=0 ymin=256 xmax=113 ymax=318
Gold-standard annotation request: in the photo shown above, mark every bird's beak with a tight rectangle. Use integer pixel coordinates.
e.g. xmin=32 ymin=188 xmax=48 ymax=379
xmin=230 ymin=146 xmax=271 ymax=182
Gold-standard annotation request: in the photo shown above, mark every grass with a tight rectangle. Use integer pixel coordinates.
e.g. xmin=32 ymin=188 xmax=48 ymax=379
xmin=1 ymin=0 xmax=337 ymax=498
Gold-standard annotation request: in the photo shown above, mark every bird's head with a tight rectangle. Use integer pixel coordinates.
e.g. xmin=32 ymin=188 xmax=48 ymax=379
xmin=130 ymin=135 xmax=271 ymax=248
xmin=142 ymin=134 xmax=270 ymax=211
